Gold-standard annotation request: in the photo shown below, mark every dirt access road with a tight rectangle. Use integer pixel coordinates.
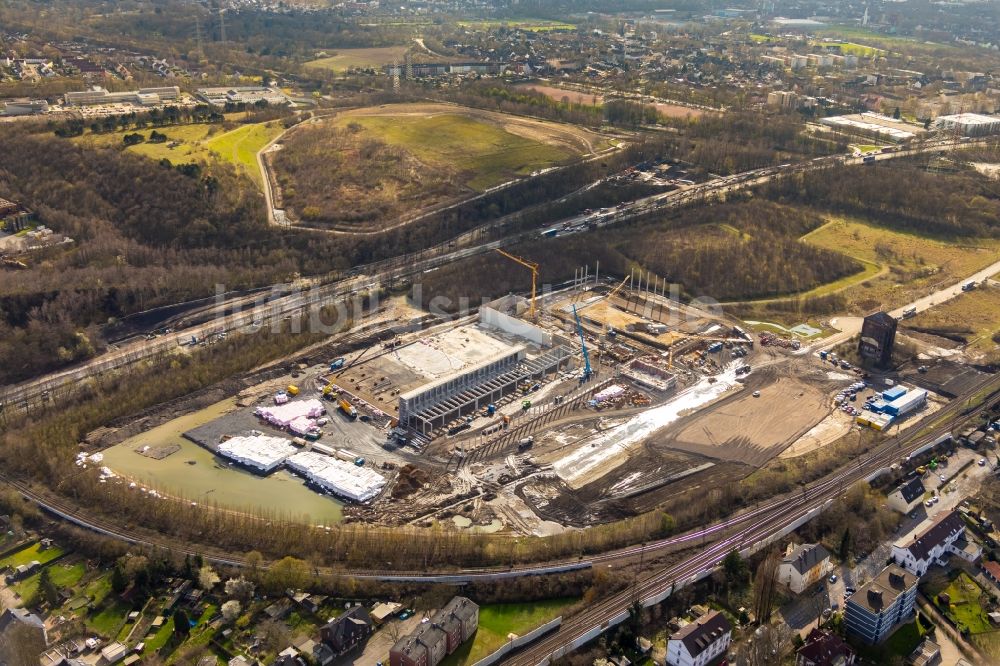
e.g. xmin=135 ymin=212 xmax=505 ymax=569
xmin=809 ymin=257 xmax=1000 ymax=354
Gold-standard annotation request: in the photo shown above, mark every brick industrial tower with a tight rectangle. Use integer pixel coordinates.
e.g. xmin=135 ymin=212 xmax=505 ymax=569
xmin=858 ymin=311 xmax=897 ymax=368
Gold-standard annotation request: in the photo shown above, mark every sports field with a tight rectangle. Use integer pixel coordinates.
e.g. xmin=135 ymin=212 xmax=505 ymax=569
xmin=306 ymin=46 xmax=412 ymax=73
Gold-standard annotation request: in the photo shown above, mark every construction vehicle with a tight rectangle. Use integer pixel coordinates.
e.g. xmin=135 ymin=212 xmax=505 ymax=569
xmin=572 ymin=304 xmax=593 ymax=383
xmin=329 ymin=357 xmax=345 ymax=371
xmin=287 ymin=385 xmax=300 ymax=396
xmin=338 ymin=398 xmax=358 ymax=419
xmin=494 ymin=249 xmax=540 ymax=319
xmin=322 ymin=383 xmax=336 ymax=398
xmin=522 ymin=399 xmax=532 ymax=410
xmin=517 ymin=436 xmax=535 ymax=451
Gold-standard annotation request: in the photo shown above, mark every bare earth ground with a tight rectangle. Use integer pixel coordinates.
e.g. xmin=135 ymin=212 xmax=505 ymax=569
xmin=515 ymin=84 xmax=707 ymax=120
xmin=666 ymin=376 xmax=831 ymax=467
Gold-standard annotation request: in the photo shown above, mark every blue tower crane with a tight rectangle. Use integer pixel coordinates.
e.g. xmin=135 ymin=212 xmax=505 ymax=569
xmin=572 ymin=304 xmax=593 ymax=383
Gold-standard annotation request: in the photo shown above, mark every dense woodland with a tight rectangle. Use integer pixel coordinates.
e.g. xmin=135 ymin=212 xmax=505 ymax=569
xmin=416 ymin=200 xmax=862 ymax=308
xmin=764 ymin=161 xmax=1000 ymax=237
xmin=0 ymin=131 xmax=660 ymax=384
xmin=0 ymin=134 xmax=279 ymax=384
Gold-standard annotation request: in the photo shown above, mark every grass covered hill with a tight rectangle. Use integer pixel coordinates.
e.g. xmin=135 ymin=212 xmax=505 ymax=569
xmin=270 ymin=104 xmax=601 ymax=230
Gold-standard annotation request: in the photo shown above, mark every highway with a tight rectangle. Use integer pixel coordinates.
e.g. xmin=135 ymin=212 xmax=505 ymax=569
xmin=0 ymin=136 xmax=977 ymax=416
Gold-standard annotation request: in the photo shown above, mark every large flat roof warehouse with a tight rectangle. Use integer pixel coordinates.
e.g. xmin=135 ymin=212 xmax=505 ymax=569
xmin=285 ymin=451 xmax=386 ymax=502
xmin=217 ymin=435 xmax=297 ymax=474
xmin=819 ymin=113 xmax=922 ymax=142
xmin=934 ymin=113 xmax=1000 ymax=136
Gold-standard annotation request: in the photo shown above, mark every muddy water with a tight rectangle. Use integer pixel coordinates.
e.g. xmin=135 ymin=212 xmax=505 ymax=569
xmin=101 ymin=398 xmax=343 ymax=523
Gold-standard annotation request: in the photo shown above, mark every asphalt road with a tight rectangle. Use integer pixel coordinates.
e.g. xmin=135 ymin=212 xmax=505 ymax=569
xmin=0 ymin=137 xmax=978 ymax=416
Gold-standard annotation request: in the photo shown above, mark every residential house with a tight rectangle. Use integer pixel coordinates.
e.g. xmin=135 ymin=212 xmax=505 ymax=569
xmin=778 ymin=543 xmax=832 ymax=594
xmin=665 ymin=610 xmax=732 ymax=666
xmin=844 ymin=565 xmax=918 ymax=644
xmin=887 ymin=478 xmax=926 ymax=514
xmin=319 ymin=606 xmax=372 ymax=656
xmin=981 ymin=560 xmax=1000 ymax=587
xmin=390 ymin=597 xmax=479 ymax=666
xmin=795 ymin=628 xmax=855 ymax=666
xmin=891 ymin=510 xmax=978 ymax=576
xmin=0 ymin=608 xmax=48 ymax=666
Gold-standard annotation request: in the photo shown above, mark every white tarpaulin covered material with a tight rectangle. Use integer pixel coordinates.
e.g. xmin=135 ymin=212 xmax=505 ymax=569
xmin=593 ymin=385 xmax=626 ymax=402
xmin=286 ymin=451 xmax=386 ymax=502
xmin=255 ymin=399 xmax=325 ymax=428
xmin=218 ymin=435 xmax=297 ymax=473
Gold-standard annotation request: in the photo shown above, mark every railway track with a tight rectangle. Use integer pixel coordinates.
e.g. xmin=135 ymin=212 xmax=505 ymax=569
xmin=500 ymin=374 xmax=1000 ymax=665
xmin=4 ymin=374 xmax=995 ymax=590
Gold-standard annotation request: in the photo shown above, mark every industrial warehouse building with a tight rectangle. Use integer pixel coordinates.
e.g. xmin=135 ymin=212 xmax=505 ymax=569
xmin=934 ymin=112 xmax=1000 ymax=137
xmin=820 ymin=113 xmax=920 ymax=142
xmin=2 ymin=98 xmax=48 ymax=116
xmin=64 ymin=86 xmax=180 ymax=106
xmin=196 ymin=86 xmax=290 ymax=107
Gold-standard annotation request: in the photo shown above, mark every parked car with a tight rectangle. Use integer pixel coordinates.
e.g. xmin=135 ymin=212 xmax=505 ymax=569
xmin=829 ymin=574 xmax=838 ymax=584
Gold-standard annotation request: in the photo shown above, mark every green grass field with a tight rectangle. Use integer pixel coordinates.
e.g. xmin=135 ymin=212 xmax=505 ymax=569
xmin=809 ymin=38 xmax=885 ymax=57
xmin=305 ymin=46 xmax=412 ymax=73
xmin=335 ymin=113 xmax=575 ymax=191
xmin=88 ymin=599 xmax=133 ymax=637
xmin=905 ymin=285 xmax=1000 ymax=356
xmin=144 ymin=615 xmax=176 ymax=655
xmin=0 ymin=542 xmax=65 ymax=569
xmin=802 ymin=217 xmax=1000 ymax=312
xmin=74 ymin=122 xmax=282 ymax=188
xmin=440 ymin=598 xmax=578 ymax=666
xmin=77 ymin=123 xmax=221 ymax=164
xmin=205 ymin=123 xmax=283 ymax=186
xmin=14 ymin=561 xmax=86 ymax=601
xmin=942 ymin=573 xmax=993 ymax=634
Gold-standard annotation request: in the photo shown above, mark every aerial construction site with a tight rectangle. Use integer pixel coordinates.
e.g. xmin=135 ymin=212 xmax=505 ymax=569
xmin=92 ymin=251 xmax=957 ymax=537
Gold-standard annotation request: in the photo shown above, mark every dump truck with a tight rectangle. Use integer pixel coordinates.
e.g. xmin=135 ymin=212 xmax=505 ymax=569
xmin=338 ymin=398 xmax=357 ymax=419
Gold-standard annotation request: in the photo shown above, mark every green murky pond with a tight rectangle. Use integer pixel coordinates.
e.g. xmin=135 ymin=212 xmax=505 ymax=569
xmin=101 ymin=398 xmax=343 ymax=524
